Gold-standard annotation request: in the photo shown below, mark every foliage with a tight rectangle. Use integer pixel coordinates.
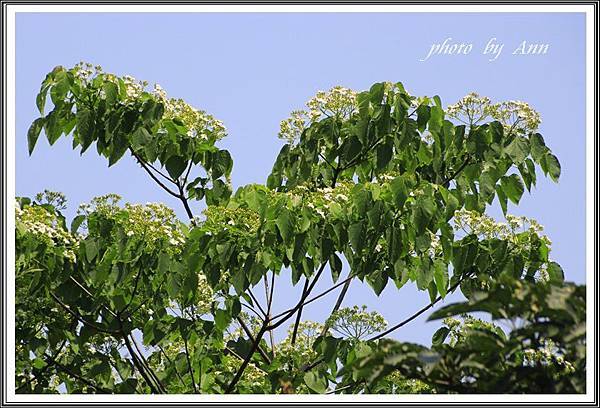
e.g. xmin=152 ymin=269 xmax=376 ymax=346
xmin=15 ymin=63 xmax=583 ymax=394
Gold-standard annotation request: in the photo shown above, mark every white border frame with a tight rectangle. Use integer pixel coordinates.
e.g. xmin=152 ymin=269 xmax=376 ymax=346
xmin=4 ymin=3 xmax=596 ymax=404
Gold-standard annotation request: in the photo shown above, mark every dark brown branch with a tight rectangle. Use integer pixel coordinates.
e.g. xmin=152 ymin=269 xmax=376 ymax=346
xmin=441 ymin=155 xmax=471 ymax=188
xmin=290 ymin=279 xmax=310 ymax=345
xmin=131 ymin=151 xmax=180 ymax=198
xmin=247 ymin=289 xmax=268 ymax=318
xmin=131 ymin=334 xmax=166 ymax=393
xmin=225 ymin=325 xmax=268 ymax=393
xmin=49 ymin=292 xmax=118 ymax=335
xmin=122 ymin=333 xmax=160 ymax=393
xmin=264 ymin=272 xmax=276 ymax=356
xmin=266 ymin=261 xmax=327 ymax=331
xmin=319 ymin=278 xmax=352 ymax=336
xmin=236 ymin=316 xmax=271 ymax=364
xmin=67 ymin=275 xmax=118 ymax=317
xmin=176 ymin=182 xmax=195 ymax=221
xmin=183 ymin=336 xmax=198 ymax=393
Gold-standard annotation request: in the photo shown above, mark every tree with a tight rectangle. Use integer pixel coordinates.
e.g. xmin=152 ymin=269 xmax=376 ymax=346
xmin=16 ymin=62 xmax=584 ymax=394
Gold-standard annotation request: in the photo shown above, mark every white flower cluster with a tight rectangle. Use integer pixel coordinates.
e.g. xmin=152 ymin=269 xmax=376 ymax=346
xmin=195 ymin=273 xmax=213 ymax=314
xmin=453 ymin=209 xmax=550 ymax=245
xmin=280 ymin=183 xmax=353 ymax=221
xmin=453 ymin=209 xmax=553 ymax=281
xmin=326 ymin=305 xmax=387 ymax=341
xmin=278 ymin=320 xmax=326 ymax=361
xmin=522 ymin=339 xmax=575 ymax=374
xmin=16 ymin=201 xmax=79 ymax=262
xmin=278 ymin=86 xmax=357 ymax=143
xmin=152 ymin=84 xmax=227 ymax=141
xmin=71 ymin=62 xmax=227 ymax=141
xmin=446 ymin=92 xmax=541 ymax=134
xmin=446 ymin=93 xmax=493 ymax=125
xmin=489 ymin=100 xmax=541 ymax=135
xmin=443 ymin=314 xmax=502 ymax=346
xmin=79 ymin=195 xmax=186 ymax=254
xmin=72 ymin=61 xmax=103 ymax=85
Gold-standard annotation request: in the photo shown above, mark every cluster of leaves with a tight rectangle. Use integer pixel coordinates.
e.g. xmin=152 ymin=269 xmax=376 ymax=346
xmin=345 ymin=274 xmax=585 ymax=394
xmin=27 ymin=62 xmax=233 ymax=210
xmin=15 ymin=65 xmax=583 ymax=395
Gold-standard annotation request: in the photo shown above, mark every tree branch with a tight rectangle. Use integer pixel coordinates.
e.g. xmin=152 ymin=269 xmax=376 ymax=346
xmin=290 ymin=279 xmax=310 ymax=345
xmin=183 ymin=336 xmax=198 ymax=393
xmin=368 ymin=273 xmax=469 ymax=341
xmin=225 ymin=325 xmax=268 ymax=393
xmin=131 ymin=151 xmax=180 ymax=199
xmin=49 ymin=292 xmax=118 ymax=335
xmin=266 ymin=261 xmax=327 ymax=331
xmin=44 ymin=353 xmax=112 ymax=394
xmin=236 ymin=316 xmax=271 ymax=365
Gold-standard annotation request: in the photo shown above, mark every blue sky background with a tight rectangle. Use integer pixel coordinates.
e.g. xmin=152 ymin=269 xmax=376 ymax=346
xmin=15 ymin=12 xmax=586 ymax=345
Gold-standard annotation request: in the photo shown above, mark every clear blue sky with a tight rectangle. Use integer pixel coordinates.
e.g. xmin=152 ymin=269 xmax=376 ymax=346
xmin=15 ymin=12 xmax=586 ymax=344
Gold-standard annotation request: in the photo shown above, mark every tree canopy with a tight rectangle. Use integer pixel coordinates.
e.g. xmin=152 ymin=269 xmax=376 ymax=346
xmin=16 ymin=62 xmax=584 ymax=394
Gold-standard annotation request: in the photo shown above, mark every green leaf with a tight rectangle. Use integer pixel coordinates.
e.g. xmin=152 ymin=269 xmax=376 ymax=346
xmin=27 ymin=118 xmax=45 ymax=155
xmin=547 ymin=261 xmax=564 ymax=283
xmin=495 ymin=184 xmax=508 ymax=215
xmin=329 ymin=253 xmax=343 ymax=283
xmin=433 ymin=260 xmax=448 ymax=298
xmin=367 ymin=269 xmax=388 ymax=296
xmin=376 ymin=143 xmax=393 ymax=170
xmin=76 ymin=108 xmax=94 ymax=152
xmin=103 ymin=81 xmax=119 ymax=105
xmin=529 ymin=133 xmax=548 ymax=161
xmin=275 ymin=209 xmax=293 ymax=244
xmin=131 ymin=127 xmax=151 ymax=151
xmin=211 ymin=149 xmax=233 ymax=179
xmin=214 ymin=309 xmax=230 ymax=331
xmin=432 ymin=327 xmax=450 ymax=346
xmin=505 ymin=136 xmax=530 ymax=164
xmin=348 ymin=222 xmax=365 ymax=253
xmin=500 ymin=174 xmax=524 ymax=204
xmin=70 ymin=215 xmax=85 ymax=234
xmin=85 ymin=239 xmax=98 ymax=263
xmin=304 ymin=371 xmax=328 ymax=394
xmin=544 ymin=153 xmax=561 ymax=182
xmin=165 ymin=155 xmax=187 ymax=180
xmin=390 ymin=176 xmax=408 ymax=208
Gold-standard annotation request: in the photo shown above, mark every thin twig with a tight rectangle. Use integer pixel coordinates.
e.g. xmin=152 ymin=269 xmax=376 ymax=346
xmin=236 ymin=316 xmax=271 ymax=364
xmin=368 ymin=273 xmax=469 ymax=341
xmin=183 ymin=337 xmax=198 ymax=393
xmin=266 ymin=262 xmax=327 ymax=331
xmin=290 ymin=279 xmax=310 ymax=345
xmin=49 ymin=293 xmax=118 ymax=335
xmin=131 ymin=151 xmax=180 ymax=198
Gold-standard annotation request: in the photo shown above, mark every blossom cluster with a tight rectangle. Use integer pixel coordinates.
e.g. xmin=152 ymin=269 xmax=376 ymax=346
xmin=278 ymin=320 xmax=326 ymax=362
xmin=453 ymin=208 xmax=549 ymax=245
xmin=152 ymin=84 xmax=227 ymax=141
xmin=446 ymin=92 xmax=541 ymax=134
xmin=522 ymin=339 xmax=575 ymax=375
xmin=278 ymin=86 xmax=357 ymax=143
xmin=443 ymin=314 xmax=503 ymax=346
xmin=71 ymin=62 xmax=227 ymax=142
xmin=326 ymin=305 xmax=387 ymax=341
xmin=201 ymin=206 xmax=261 ymax=236
xmin=16 ymin=201 xmax=79 ymax=262
xmin=384 ymin=371 xmax=435 ymax=394
xmin=453 ymin=209 xmax=552 ymax=282
xmin=287 ymin=181 xmax=353 ymax=219
xmin=79 ymin=194 xmax=186 ymax=254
